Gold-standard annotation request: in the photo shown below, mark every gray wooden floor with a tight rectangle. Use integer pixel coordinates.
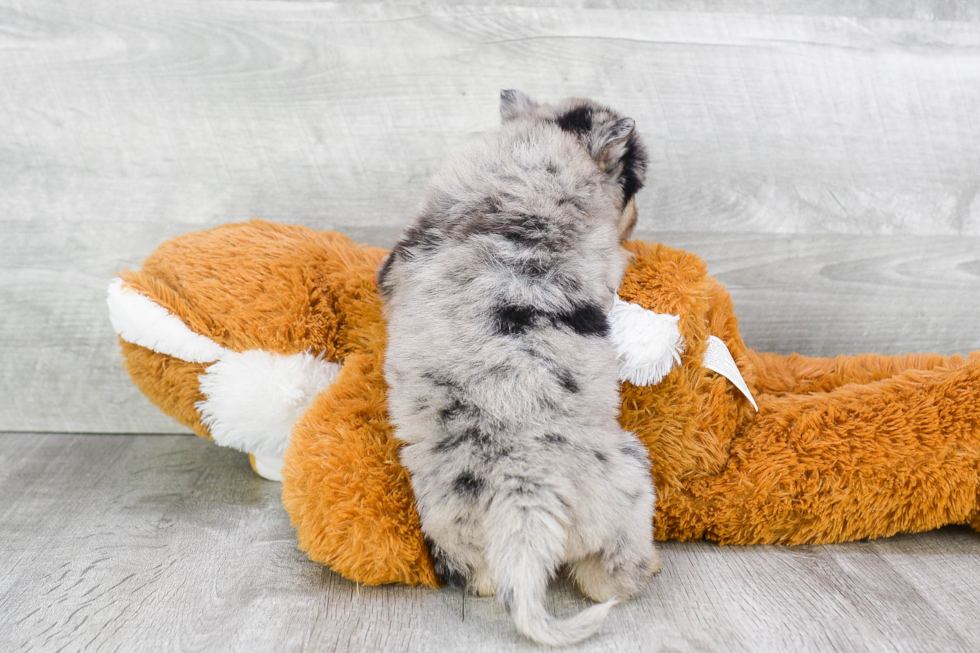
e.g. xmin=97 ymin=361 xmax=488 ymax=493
xmin=2 ymin=433 xmax=979 ymax=653
xmin=3 ymin=1 xmax=980 ymax=651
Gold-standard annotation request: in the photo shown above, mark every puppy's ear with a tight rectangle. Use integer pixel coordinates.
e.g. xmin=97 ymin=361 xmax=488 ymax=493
xmin=556 ymin=102 xmax=648 ymax=204
xmin=589 ymin=115 xmax=648 ymax=205
xmin=594 ymin=117 xmax=634 ymax=166
xmin=599 ymin=117 xmax=634 ymax=151
xmin=500 ymin=89 xmax=534 ymax=122
xmin=556 ymin=107 xmax=633 ymax=163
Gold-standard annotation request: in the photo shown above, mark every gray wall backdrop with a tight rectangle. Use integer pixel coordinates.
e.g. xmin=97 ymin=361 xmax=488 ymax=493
xmin=2 ymin=0 xmax=979 ymax=434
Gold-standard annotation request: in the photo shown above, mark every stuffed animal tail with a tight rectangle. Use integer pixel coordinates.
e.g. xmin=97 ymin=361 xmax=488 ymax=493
xmin=107 ymin=277 xmax=340 ymax=481
xmin=483 ymin=491 xmax=617 ymax=647
xmin=107 ymin=277 xmax=226 ymax=363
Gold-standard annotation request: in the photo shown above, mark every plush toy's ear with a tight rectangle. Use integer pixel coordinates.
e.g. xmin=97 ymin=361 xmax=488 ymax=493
xmin=500 ymin=89 xmax=535 ymax=122
xmin=609 ymin=296 xmax=685 ymax=386
xmin=609 ymin=294 xmax=758 ymax=410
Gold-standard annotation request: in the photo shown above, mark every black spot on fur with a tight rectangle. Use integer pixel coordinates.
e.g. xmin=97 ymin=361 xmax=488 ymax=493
xmin=494 ymin=304 xmax=540 ymax=336
xmin=483 ymin=196 xmax=503 ymax=215
xmin=398 ymin=218 xmax=443 ymax=257
xmin=541 ymin=432 xmax=567 ymax=445
xmin=620 ymin=443 xmax=649 ymax=464
xmin=438 ymin=397 xmax=467 ymax=423
xmin=453 ymin=472 xmax=485 ymax=498
xmin=436 ymin=563 xmax=469 ymax=590
xmin=494 ymin=303 xmax=607 ymax=338
xmin=505 ymin=213 xmax=556 ymax=245
xmin=435 ymin=426 xmax=510 ymax=461
xmin=546 ymin=163 xmax=559 ymax=175
xmin=594 ymin=450 xmax=608 ymax=463
xmin=421 ymin=370 xmax=461 ymax=390
xmin=555 ymin=368 xmax=580 ymax=393
xmin=425 ymin=537 xmax=468 ymax=589
xmin=376 ymin=253 xmax=396 ymax=296
xmin=460 ymin=211 xmax=575 ymax=253
xmin=556 ymin=106 xmax=594 ymax=136
xmin=410 ymin=397 xmax=430 ymax=415
xmin=433 ymin=426 xmax=479 ymax=453
xmin=433 ymin=434 xmax=461 ymax=453
xmin=554 ymin=303 xmax=609 ymax=337
xmin=503 ymin=474 xmax=555 ymax=498
xmin=557 ymin=195 xmax=588 ymax=215
xmin=618 ymin=133 xmax=648 ymax=205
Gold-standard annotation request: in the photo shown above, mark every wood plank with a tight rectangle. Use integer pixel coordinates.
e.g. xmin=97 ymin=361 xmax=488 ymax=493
xmin=1 ymin=433 xmax=979 ymax=652
xmin=2 ymin=2 xmax=979 ymax=235
xmin=656 ymin=232 xmax=980 ymax=357
xmin=337 ymin=0 xmax=980 ymax=20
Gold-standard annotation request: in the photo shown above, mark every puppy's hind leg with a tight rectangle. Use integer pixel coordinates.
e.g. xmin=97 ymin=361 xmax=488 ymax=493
xmin=425 ymin=536 xmax=471 ymax=590
xmin=569 ymin=505 xmax=658 ymax=601
xmin=648 ymin=544 xmax=663 ymax=575
xmin=581 ymin=472 xmax=659 ymax=601
xmin=568 ymin=554 xmax=618 ymax=603
xmin=607 ymin=502 xmax=659 ymax=600
xmin=468 ymin=556 xmax=496 ymax=596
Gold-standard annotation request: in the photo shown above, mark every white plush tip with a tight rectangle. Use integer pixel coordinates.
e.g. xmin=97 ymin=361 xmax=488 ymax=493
xmin=107 ymin=277 xmax=226 ymax=363
xmin=252 ymin=451 xmax=286 ymax=481
xmin=609 ymin=296 xmax=685 ymax=386
xmin=196 ymin=350 xmax=341 ymax=460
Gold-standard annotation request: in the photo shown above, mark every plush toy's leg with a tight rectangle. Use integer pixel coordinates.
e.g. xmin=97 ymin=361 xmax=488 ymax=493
xmin=747 ymin=350 xmax=975 ymax=397
xmin=656 ymin=355 xmax=980 ymax=545
xmin=248 ymin=452 xmax=286 ymax=481
xmin=281 ymin=348 xmax=440 ymax=588
xmin=196 ymin=349 xmax=341 ymax=481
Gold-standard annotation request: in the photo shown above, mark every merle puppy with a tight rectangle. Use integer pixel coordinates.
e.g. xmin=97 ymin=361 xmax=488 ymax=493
xmin=378 ymin=90 xmax=657 ymax=647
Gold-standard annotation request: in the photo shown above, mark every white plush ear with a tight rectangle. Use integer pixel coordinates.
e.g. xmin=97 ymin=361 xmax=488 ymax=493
xmin=608 ymin=296 xmax=685 ymax=386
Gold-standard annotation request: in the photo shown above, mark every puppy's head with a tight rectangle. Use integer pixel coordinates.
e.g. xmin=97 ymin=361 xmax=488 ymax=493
xmin=500 ymin=90 xmax=648 ymax=241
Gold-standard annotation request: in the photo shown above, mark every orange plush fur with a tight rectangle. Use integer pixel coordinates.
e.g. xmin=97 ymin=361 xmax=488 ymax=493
xmin=115 ymin=220 xmax=980 ymax=587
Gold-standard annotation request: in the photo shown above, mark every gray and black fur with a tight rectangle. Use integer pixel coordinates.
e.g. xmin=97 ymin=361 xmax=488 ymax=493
xmin=378 ymin=90 xmax=657 ymax=647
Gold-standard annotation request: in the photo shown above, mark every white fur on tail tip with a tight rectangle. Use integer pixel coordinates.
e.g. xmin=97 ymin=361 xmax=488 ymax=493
xmin=514 ymin=597 xmax=619 ymax=647
xmin=609 ymin=296 xmax=685 ymax=386
xmin=196 ymin=350 xmax=341 ymax=475
xmin=106 ymin=278 xmax=226 ymax=364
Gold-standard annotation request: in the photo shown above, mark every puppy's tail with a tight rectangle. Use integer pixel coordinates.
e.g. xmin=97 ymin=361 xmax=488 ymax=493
xmin=484 ymin=490 xmax=617 ymax=647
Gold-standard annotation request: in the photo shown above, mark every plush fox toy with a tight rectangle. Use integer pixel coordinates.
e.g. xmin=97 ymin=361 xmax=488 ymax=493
xmin=108 ymin=219 xmax=980 ymax=588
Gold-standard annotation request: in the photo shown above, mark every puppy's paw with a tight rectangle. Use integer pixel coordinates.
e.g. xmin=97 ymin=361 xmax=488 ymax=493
xmin=647 ymin=547 xmax=663 ymax=575
xmin=468 ymin=571 xmax=496 ymax=597
xmin=569 ymin=558 xmax=619 ymax=603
